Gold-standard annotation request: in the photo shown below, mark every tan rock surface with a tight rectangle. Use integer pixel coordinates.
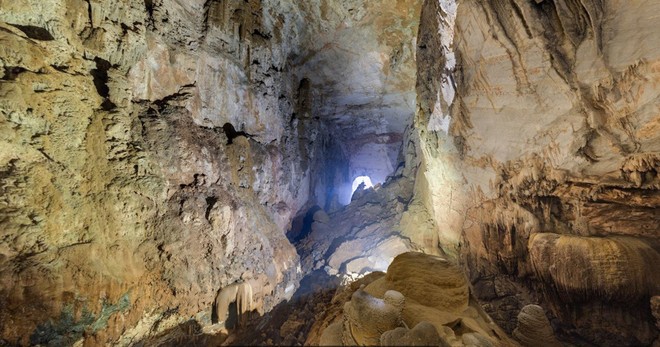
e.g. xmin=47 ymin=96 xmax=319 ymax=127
xmin=316 ymin=252 xmax=518 ymax=347
xmin=341 ymin=288 xmax=406 ymax=345
xmin=380 ymin=321 xmax=446 ymax=347
xmin=412 ymin=0 xmax=660 ymax=345
xmin=0 ymin=0 xmax=349 ymax=344
xmin=377 ymin=252 xmax=469 ymax=312
xmin=512 ymin=304 xmax=561 ymax=347
xmin=0 ymin=0 xmax=430 ymax=343
xmin=529 ymin=233 xmax=660 ymax=302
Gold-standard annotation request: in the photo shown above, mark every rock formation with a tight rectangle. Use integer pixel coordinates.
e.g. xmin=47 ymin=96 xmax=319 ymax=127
xmin=211 ymin=282 xmax=254 ymax=329
xmin=341 ymin=288 xmax=406 ymax=345
xmin=0 ymin=0 xmax=350 ymax=344
xmin=653 ymin=296 xmax=660 ymax=330
xmin=512 ymin=304 xmax=561 ymax=347
xmin=412 ymin=0 xmax=660 ymax=345
xmin=316 ymin=252 xmax=517 ymax=347
xmin=380 ymin=321 xmax=443 ymax=347
xmin=0 ymin=0 xmax=429 ymax=343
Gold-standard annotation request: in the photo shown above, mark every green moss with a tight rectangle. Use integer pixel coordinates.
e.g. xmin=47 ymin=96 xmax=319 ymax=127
xmin=90 ymin=293 xmax=131 ymax=332
xmin=30 ymin=293 xmax=131 ymax=346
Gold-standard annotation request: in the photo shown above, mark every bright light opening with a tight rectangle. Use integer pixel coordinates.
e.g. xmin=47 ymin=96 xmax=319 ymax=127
xmin=351 ymin=175 xmax=374 ymax=195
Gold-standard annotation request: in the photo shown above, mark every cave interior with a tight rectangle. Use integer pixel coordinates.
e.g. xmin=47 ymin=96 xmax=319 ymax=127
xmin=0 ymin=0 xmax=659 ymax=346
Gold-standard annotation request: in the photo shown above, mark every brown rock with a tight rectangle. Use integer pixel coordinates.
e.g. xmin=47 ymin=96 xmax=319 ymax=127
xmin=529 ymin=233 xmax=660 ymax=302
xmin=412 ymin=0 xmax=660 ymax=344
xmin=382 ymin=252 xmax=469 ymax=312
xmin=380 ymin=321 xmax=448 ymax=347
xmin=319 ymin=252 xmax=518 ymax=347
xmin=341 ymin=288 xmax=406 ymax=345
xmin=513 ymin=305 xmax=561 ymax=347
xmin=652 ymin=296 xmax=660 ymax=330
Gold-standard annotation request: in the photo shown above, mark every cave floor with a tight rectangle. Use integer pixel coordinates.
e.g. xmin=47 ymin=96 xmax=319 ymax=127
xmin=131 ymin=270 xmax=340 ymax=346
xmin=224 ymin=270 xmax=340 ymax=346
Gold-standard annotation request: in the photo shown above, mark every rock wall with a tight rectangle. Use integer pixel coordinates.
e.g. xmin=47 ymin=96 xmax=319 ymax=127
xmin=0 ymin=0 xmax=344 ymax=344
xmin=414 ymin=0 xmax=660 ymax=345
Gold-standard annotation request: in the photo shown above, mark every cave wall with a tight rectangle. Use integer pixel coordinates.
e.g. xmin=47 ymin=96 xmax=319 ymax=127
xmin=414 ymin=0 xmax=660 ymax=345
xmin=0 ymin=0 xmax=345 ymax=344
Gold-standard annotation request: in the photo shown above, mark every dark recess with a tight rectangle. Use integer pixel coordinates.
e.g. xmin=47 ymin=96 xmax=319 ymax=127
xmin=222 ymin=123 xmax=252 ymax=145
xmin=90 ymin=57 xmax=117 ymax=110
xmin=85 ymin=0 xmax=93 ymax=27
xmin=91 ymin=57 xmax=111 ymax=97
xmin=296 ymin=78 xmax=311 ymax=116
xmin=8 ymin=24 xmax=55 ymax=40
xmin=287 ymin=205 xmax=322 ymax=243
xmin=100 ymin=99 xmax=116 ymax=111
xmin=252 ymin=28 xmax=272 ymax=40
xmin=1 ymin=66 xmax=27 ymax=81
xmin=205 ymin=196 xmax=218 ymax=220
xmin=144 ymin=0 xmax=155 ymax=24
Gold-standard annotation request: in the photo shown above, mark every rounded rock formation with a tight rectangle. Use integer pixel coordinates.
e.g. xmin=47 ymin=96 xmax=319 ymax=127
xmin=513 ymin=304 xmax=561 ymax=347
xmin=341 ymin=287 xmax=406 ymax=345
xmin=380 ymin=321 xmax=447 ymax=347
xmin=383 ymin=252 xmax=469 ymax=312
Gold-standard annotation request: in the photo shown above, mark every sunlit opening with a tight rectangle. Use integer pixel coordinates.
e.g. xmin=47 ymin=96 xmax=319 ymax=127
xmin=351 ymin=175 xmax=373 ymax=195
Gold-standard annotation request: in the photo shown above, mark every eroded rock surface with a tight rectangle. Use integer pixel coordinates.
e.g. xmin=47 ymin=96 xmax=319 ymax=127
xmin=413 ymin=0 xmax=660 ymax=345
xmin=0 ymin=0 xmax=429 ymax=343
xmin=512 ymin=304 xmax=561 ymax=347
xmin=0 ymin=0 xmax=347 ymax=344
xmin=380 ymin=321 xmax=444 ymax=347
xmin=341 ymin=288 xmax=406 ymax=345
xmin=2 ymin=0 xmax=659 ymax=345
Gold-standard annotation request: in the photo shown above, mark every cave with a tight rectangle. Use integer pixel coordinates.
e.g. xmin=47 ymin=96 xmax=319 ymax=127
xmin=0 ymin=0 xmax=659 ymax=346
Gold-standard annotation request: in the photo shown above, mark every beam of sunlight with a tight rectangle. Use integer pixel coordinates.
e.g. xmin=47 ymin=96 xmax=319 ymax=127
xmin=351 ymin=175 xmax=374 ymax=195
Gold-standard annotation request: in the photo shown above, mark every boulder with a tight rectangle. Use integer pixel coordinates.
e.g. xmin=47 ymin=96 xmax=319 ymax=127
xmin=512 ymin=305 xmax=561 ymax=347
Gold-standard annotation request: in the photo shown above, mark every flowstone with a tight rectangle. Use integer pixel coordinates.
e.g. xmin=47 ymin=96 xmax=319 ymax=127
xmin=316 ymin=252 xmax=518 ymax=346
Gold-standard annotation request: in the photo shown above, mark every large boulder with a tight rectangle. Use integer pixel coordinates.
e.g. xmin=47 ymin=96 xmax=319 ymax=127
xmin=513 ymin=305 xmax=561 ymax=347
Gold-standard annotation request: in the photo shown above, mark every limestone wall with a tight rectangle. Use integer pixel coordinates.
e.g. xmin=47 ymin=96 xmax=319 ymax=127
xmin=413 ymin=0 xmax=660 ymax=344
xmin=0 ymin=0 xmax=327 ymax=344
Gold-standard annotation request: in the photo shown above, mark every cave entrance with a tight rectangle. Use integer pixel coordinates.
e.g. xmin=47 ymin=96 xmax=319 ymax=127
xmin=351 ymin=175 xmax=373 ymax=195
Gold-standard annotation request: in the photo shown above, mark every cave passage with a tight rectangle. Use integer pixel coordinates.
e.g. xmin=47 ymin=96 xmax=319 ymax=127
xmin=351 ymin=175 xmax=373 ymax=195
